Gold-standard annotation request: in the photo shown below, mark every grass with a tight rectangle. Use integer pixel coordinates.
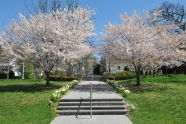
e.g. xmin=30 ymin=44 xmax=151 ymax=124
xmin=118 ymin=74 xmax=186 ymax=124
xmin=0 ymin=79 xmax=70 ymax=124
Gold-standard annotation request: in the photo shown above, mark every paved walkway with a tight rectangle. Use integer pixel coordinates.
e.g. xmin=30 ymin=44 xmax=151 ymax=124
xmin=50 ymin=81 xmax=133 ymax=124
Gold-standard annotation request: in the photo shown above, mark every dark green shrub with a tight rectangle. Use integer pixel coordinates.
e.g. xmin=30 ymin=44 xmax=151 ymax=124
xmin=102 ymin=72 xmax=111 ymax=80
xmin=36 ymin=75 xmax=45 ymax=80
xmin=49 ymin=75 xmax=79 ymax=81
xmin=114 ymin=71 xmax=135 ymax=80
xmin=103 ymin=72 xmax=111 ymax=77
xmin=9 ymin=71 xmax=15 ymax=78
xmin=107 ymin=75 xmax=115 ymax=80
xmin=105 ymin=71 xmax=135 ymax=80
xmin=0 ymin=72 xmax=7 ymax=79
xmin=75 ymin=73 xmax=83 ymax=79
xmin=53 ymin=70 xmax=66 ymax=76
xmin=0 ymin=71 xmax=15 ymax=79
xmin=25 ymin=62 xmax=34 ymax=79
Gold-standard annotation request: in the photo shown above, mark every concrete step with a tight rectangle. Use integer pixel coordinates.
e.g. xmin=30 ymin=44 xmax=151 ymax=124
xmin=56 ymin=109 xmax=127 ymax=115
xmin=58 ymin=101 xmax=124 ymax=106
xmin=61 ymin=99 xmax=123 ymax=102
xmin=57 ymin=98 xmax=127 ymax=115
xmin=57 ymin=105 xmax=126 ymax=110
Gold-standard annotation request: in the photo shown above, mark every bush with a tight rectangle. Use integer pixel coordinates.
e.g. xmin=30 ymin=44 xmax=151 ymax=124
xmin=0 ymin=71 xmax=15 ymax=79
xmin=75 ymin=73 xmax=83 ymax=79
xmin=53 ymin=70 xmax=66 ymax=76
xmin=48 ymin=80 xmax=78 ymax=107
xmin=102 ymin=72 xmax=111 ymax=80
xmin=114 ymin=71 xmax=135 ymax=80
xmin=36 ymin=75 xmax=45 ymax=80
xmin=103 ymin=72 xmax=111 ymax=77
xmin=107 ymin=79 xmax=130 ymax=97
xmin=0 ymin=72 xmax=7 ymax=79
xmin=103 ymin=71 xmax=135 ymax=80
xmin=49 ymin=75 xmax=79 ymax=81
xmin=107 ymin=75 xmax=115 ymax=80
xmin=9 ymin=71 xmax=15 ymax=78
xmin=25 ymin=62 xmax=35 ymax=79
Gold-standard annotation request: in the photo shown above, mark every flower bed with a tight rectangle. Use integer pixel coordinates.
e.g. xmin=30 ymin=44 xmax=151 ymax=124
xmin=107 ymin=79 xmax=130 ymax=97
xmin=107 ymin=79 xmax=135 ymax=113
xmin=48 ymin=80 xmax=78 ymax=107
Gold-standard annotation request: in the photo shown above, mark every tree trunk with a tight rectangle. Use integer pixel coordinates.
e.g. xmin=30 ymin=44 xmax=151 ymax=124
xmin=72 ymin=65 xmax=74 ymax=77
xmin=143 ymin=70 xmax=146 ymax=77
xmin=45 ymin=71 xmax=51 ymax=87
xmin=7 ymin=63 xmax=9 ymax=80
xmin=135 ymin=66 xmax=141 ymax=86
xmin=22 ymin=62 xmax=25 ymax=80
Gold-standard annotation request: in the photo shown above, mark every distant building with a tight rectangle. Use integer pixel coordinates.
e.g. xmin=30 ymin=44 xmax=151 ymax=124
xmin=101 ymin=56 xmax=134 ymax=74
xmin=0 ymin=56 xmax=19 ymax=76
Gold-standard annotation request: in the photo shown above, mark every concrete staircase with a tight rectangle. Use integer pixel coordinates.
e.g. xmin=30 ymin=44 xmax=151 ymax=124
xmin=56 ymin=98 xmax=127 ymax=115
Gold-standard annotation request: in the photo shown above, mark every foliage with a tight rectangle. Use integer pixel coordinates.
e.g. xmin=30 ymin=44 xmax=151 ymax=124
xmin=9 ymin=71 xmax=15 ymax=78
xmin=93 ymin=64 xmax=101 ymax=75
xmin=0 ymin=71 xmax=15 ymax=79
xmin=101 ymin=10 xmax=186 ymax=85
xmin=110 ymin=71 xmax=135 ymax=80
xmin=107 ymin=79 xmax=131 ymax=97
xmin=48 ymin=80 xmax=78 ymax=107
xmin=36 ymin=75 xmax=45 ymax=80
xmin=103 ymin=71 xmax=135 ymax=80
xmin=25 ymin=62 xmax=35 ymax=79
xmin=102 ymin=72 xmax=111 ymax=76
xmin=49 ymin=75 xmax=79 ymax=81
xmin=1 ymin=7 xmax=95 ymax=86
xmin=75 ymin=73 xmax=83 ymax=79
xmin=53 ymin=70 xmax=66 ymax=76
xmin=0 ymin=72 xmax=7 ymax=79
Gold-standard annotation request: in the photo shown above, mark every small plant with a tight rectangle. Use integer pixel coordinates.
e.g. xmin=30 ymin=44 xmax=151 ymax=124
xmin=126 ymin=102 xmax=136 ymax=113
xmin=48 ymin=80 xmax=78 ymax=108
xmin=107 ymin=79 xmax=135 ymax=114
xmin=107 ymin=79 xmax=131 ymax=97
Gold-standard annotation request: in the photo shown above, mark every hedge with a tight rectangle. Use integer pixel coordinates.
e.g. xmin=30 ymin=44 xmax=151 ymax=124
xmin=0 ymin=71 xmax=15 ymax=79
xmin=103 ymin=71 xmax=135 ymax=80
xmin=49 ymin=75 xmax=79 ymax=81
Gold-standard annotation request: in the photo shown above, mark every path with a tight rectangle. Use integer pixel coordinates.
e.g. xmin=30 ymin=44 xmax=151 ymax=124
xmin=50 ymin=81 xmax=133 ymax=124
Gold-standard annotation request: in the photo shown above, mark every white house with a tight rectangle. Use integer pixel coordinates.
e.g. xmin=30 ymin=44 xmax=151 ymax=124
xmin=102 ymin=56 xmax=134 ymax=74
xmin=0 ymin=56 xmax=20 ymax=76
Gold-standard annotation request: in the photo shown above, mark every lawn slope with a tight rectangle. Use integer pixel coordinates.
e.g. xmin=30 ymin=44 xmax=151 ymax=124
xmin=0 ymin=79 xmax=68 ymax=124
xmin=122 ymin=75 xmax=186 ymax=124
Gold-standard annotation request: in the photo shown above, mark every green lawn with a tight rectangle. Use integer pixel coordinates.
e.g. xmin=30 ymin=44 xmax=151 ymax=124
xmin=119 ymin=74 xmax=186 ymax=124
xmin=0 ymin=79 xmax=69 ymax=124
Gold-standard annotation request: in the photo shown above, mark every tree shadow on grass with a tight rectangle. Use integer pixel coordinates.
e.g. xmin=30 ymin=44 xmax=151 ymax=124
xmin=0 ymin=84 xmax=63 ymax=93
xmin=171 ymin=81 xmax=186 ymax=84
xmin=121 ymin=83 xmax=170 ymax=93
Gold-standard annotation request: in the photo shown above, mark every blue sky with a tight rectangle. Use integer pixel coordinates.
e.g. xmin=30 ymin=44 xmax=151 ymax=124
xmin=0 ymin=0 xmax=186 ymax=57
xmin=0 ymin=0 xmax=186 ymax=32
